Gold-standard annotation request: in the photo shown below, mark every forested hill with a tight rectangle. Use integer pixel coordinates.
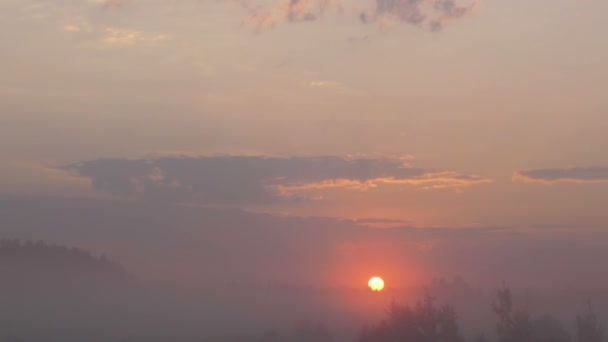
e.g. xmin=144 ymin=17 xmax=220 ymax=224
xmin=0 ymin=240 xmax=140 ymax=341
xmin=0 ymin=239 xmax=132 ymax=292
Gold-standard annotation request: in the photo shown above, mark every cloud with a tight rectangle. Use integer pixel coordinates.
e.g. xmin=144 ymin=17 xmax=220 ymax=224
xmin=307 ymin=80 xmax=343 ymax=87
xmin=62 ymin=21 xmax=170 ymax=46
xmin=428 ymin=0 xmax=478 ymax=30
xmin=68 ymin=155 xmax=491 ymax=204
xmin=102 ymin=27 xmax=143 ymax=45
xmin=355 ymin=217 xmax=410 ymax=228
xmin=63 ymin=24 xmax=85 ymax=32
xmin=513 ymin=167 xmax=608 ymax=184
xmin=89 ymin=0 xmax=133 ymax=8
xmin=0 ymin=161 xmax=93 ymax=197
xmin=242 ymin=0 xmax=477 ymax=31
xmin=363 ymin=0 xmax=478 ymax=30
xmin=43 ymin=0 xmax=477 ymax=32
xmin=275 ymin=171 xmax=491 ymax=198
xmin=243 ymin=0 xmax=339 ymax=30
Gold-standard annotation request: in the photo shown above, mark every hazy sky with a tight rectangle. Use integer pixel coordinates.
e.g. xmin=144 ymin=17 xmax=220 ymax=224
xmin=2 ymin=0 xmax=608 ymax=229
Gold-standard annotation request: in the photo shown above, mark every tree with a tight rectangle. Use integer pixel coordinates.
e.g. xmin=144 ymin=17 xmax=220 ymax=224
xmin=492 ymin=287 xmax=532 ymax=342
xmin=575 ymin=301 xmax=604 ymax=342
xmin=530 ymin=315 xmax=571 ymax=342
xmin=474 ymin=334 xmax=490 ymax=342
xmin=359 ymin=295 xmax=465 ymax=342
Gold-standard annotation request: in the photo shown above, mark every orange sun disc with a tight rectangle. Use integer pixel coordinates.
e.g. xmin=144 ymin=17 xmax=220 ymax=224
xmin=368 ymin=277 xmax=385 ymax=291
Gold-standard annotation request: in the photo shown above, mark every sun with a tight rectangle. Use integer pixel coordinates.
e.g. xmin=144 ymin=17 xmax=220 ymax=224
xmin=368 ymin=276 xmax=385 ymax=291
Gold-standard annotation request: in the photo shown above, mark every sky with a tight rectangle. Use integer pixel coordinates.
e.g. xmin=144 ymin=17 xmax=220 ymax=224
xmin=1 ymin=0 xmax=608 ymax=288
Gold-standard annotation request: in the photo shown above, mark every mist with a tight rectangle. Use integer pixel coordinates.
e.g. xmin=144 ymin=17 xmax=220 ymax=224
xmin=2 ymin=0 xmax=608 ymax=340
xmin=1 ymin=195 xmax=608 ymax=341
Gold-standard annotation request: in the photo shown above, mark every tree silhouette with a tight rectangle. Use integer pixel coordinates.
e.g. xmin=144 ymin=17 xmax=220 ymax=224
xmin=491 ymin=286 xmax=579 ymax=342
xmin=0 ymin=239 xmax=131 ymax=292
xmin=492 ymin=286 xmax=533 ymax=342
xmin=530 ymin=315 xmax=571 ymax=342
xmin=474 ymin=334 xmax=490 ymax=342
xmin=359 ymin=295 xmax=465 ymax=342
xmin=575 ymin=301 xmax=604 ymax=342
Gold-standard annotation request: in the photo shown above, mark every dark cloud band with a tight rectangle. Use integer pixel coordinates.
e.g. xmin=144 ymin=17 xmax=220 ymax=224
xmin=68 ymin=155 xmax=490 ymax=204
xmin=514 ymin=167 xmax=608 ymax=184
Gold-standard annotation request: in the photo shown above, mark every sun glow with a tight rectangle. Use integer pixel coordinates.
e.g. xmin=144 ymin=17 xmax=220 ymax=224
xmin=368 ymin=276 xmax=385 ymax=291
